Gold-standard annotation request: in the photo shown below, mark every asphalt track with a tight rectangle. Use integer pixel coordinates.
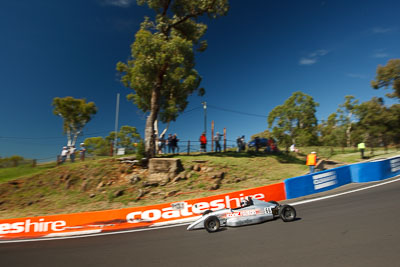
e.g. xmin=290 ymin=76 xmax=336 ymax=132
xmin=1 ymin=178 xmax=400 ymax=267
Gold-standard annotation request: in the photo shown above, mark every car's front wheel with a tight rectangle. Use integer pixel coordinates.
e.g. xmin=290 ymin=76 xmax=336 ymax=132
xmin=204 ymin=216 xmax=220 ymax=233
xmin=279 ymin=205 xmax=296 ymax=222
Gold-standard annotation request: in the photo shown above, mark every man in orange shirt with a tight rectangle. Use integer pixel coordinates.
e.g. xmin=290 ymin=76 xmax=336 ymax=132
xmin=306 ymin=151 xmax=317 ymax=173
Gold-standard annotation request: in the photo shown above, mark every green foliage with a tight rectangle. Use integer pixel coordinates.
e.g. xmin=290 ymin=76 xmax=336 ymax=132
xmin=333 ymin=95 xmax=359 ymax=147
xmin=106 ymin=126 xmax=141 ymax=154
xmin=355 ymin=97 xmax=390 ymax=147
xmin=52 ymin=97 xmax=97 ymax=146
xmin=268 ymin=91 xmax=319 ymax=147
xmin=84 ymin=126 xmax=142 ymax=156
xmin=136 ymin=140 xmax=146 ymax=161
xmin=371 ymin=59 xmax=400 ymax=99
xmin=250 ymin=130 xmax=271 ymax=140
xmin=83 ymin=137 xmax=110 ymax=156
xmin=0 ymin=155 xmax=25 ymax=167
xmin=117 ymin=0 xmax=229 ymax=158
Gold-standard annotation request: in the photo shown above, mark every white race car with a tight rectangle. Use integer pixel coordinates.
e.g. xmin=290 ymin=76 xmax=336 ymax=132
xmin=187 ymin=197 xmax=296 ymax=232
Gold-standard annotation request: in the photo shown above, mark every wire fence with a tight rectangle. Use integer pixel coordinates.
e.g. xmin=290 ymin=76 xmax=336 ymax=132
xmin=157 ymin=139 xmax=239 ymax=155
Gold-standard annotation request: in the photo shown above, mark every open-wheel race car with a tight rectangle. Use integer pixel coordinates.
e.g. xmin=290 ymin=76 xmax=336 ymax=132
xmin=187 ymin=197 xmax=296 ymax=233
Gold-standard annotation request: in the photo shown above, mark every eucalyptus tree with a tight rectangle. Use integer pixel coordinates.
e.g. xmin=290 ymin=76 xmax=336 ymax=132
xmin=267 ymin=91 xmax=319 ymax=148
xmin=52 ymin=97 xmax=97 ymax=147
xmin=117 ymin=0 xmax=229 ymax=158
xmin=337 ymin=95 xmax=359 ymax=147
xmin=371 ymin=59 xmax=400 ymax=99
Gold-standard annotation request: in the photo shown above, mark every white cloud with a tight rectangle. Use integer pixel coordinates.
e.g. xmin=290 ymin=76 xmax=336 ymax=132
xmin=100 ymin=0 xmax=134 ymax=7
xmin=372 ymin=52 xmax=389 ymax=58
xmin=299 ymin=49 xmax=329 ymax=66
xmin=299 ymin=58 xmax=317 ymax=65
xmin=347 ymin=73 xmax=366 ymax=79
xmin=309 ymin=49 xmax=329 ymax=57
xmin=371 ymin=48 xmax=389 ymax=58
xmin=371 ymin=27 xmax=393 ymax=34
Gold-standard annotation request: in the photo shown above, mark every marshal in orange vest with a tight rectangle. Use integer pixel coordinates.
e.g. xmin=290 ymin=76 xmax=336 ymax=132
xmin=306 ymin=153 xmax=317 ymax=166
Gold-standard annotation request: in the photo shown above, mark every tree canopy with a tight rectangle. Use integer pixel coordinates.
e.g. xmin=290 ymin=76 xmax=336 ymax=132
xmin=267 ymin=91 xmax=319 ymax=148
xmin=371 ymin=59 xmax=400 ymax=99
xmin=52 ymin=97 xmax=97 ymax=147
xmin=117 ymin=0 xmax=229 ymax=158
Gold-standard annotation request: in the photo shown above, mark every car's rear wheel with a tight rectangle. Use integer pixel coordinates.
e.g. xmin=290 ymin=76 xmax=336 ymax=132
xmin=204 ymin=216 xmax=220 ymax=233
xmin=279 ymin=205 xmax=296 ymax=222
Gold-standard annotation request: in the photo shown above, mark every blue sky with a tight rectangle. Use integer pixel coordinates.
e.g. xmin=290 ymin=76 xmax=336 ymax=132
xmin=1 ymin=0 xmax=399 ymax=160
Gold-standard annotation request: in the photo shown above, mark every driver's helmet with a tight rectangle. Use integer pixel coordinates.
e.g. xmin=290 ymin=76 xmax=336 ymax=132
xmin=241 ymin=196 xmax=253 ymax=207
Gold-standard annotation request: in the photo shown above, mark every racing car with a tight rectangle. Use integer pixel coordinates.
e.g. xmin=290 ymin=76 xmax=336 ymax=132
xmin=187 ymin=197 xmax=296 ymax=232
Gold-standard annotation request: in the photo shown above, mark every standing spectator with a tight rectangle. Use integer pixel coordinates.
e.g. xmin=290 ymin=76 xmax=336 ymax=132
xmin=158 ymin=134 xmax=165 ymax=154
xmin=171 ymin=134 xmax=179 ymax=154
xmin=61 ymin=146 xmax=68 ymax=163
xmin=214 ymin=132 xmax=221 ymax=152
xmin=254 ymin=136 xmax=260 ymax=152
xmin=306 ymin=151 xmax=317 ymax=173
xmin=236 ymin=136 xmax=242 ymax=152
xmin=79 ymin=143 xmax=86 ymax=161
xmin=240 ymin=135 xmax=246 ymax=152
xmin=200 ymin=132 xmax=207 ymax=152
xmin=69 ymin=145 xmax=76 ymax=162
xmin=167 ymin=134 xmax=173 ymax=154
xmin=358 ymin=142 xmax=365 ymax=159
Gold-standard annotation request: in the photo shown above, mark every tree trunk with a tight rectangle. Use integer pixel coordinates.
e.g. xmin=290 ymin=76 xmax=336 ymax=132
xmin=346 ymin=123 xmax=351 ymax=147
xmin=144 ymin=64 xmax=167 ymax=159
xmin=144 ymin=88 xmax=161 ymax=159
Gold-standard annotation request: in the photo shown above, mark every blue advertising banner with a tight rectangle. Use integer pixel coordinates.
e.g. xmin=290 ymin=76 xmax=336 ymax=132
xmin=285 ymin=156 xmax=400 ymax=199
xmin=284 ymin=166 xmax=352 ymax=199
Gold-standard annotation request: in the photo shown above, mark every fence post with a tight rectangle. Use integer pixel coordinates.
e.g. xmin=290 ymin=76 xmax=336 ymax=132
xmin=223 ymin=128 xmax=227 ymax=152
xmin=32 ymin=159 xmax=37 ymax=168
xmin=57 ymin=155 xmax=61 ymax=166
xmin=211 ymin=120 xmax=214 ymax=152
xmin=187 ymin=140 xmax=190 ymax=155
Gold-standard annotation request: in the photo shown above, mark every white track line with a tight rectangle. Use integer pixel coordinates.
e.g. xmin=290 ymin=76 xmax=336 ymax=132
xmin=1 ymin=176 xmax=399 ymax=244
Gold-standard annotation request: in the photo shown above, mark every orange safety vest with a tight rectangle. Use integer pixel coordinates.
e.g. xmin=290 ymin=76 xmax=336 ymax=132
xmin=306 ymin=154 xmax=317 ymax=166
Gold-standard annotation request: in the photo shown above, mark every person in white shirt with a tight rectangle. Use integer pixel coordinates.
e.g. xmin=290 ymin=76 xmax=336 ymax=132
xmin=61 ymin=146 xmax=68 ymax=163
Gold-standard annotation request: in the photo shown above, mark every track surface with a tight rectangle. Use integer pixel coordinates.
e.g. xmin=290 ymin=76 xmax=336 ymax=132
xmin=2 ymin=179 xmax=400 ymax=267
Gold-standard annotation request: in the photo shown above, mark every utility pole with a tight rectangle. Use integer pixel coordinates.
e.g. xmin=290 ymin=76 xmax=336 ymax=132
xmin=113 ymin=93 xmax=120 ymax=156
xmin=202 ymin=101 xmax=207 ymax=135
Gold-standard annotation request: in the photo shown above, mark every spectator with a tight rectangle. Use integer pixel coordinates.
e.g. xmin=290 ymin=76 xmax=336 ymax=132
xmin=61 ymin=146 xmax=68 ymax=163
xmin=171 ymin=134 xmax=179 ymax=154
xmin=214 ymin=132 xmax=221 ymax=152
xmin=69 ymin=145 xmax=76 ymax=162
xmin=254 ymin=136 xmax=260 ymax=152
xmin=167 ymin=134 xmax=173 ymax=154
xmin=290 ymin=144 xmax=299 ymax=153
xmin=306 ymin=151 xmax=317 ymax=173
xmin=240 ymin=135 xmax=246 ymax=152
xmin=79 ymin=143 xmax=86 ymax=161
xmin=200 ymin=132 xmax=207 ymax=152
xmin=358 ymin=142 xmax=366 ymax=159
xmin=158 ymin=134 xmax=165 ymax=154
xmin=236 ymin=136 xmax=242 ymax=152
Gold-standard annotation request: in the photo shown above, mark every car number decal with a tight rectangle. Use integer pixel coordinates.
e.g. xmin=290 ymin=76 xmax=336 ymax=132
xmin=264 ymin=207 xmax=273 ymax=214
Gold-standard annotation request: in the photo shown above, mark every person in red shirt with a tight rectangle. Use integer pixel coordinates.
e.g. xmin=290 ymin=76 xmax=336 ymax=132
xmin=199 ymin=132 xmax=207 ymax=152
